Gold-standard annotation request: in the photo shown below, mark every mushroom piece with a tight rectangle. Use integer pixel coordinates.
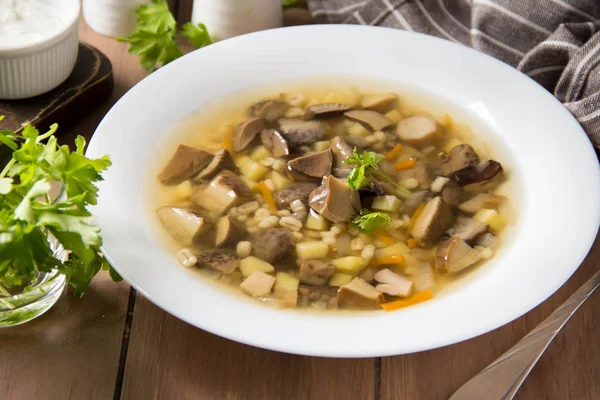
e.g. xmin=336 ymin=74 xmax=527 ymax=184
xmin=250 ymin=100 xmax=287 ymax=122
xmin=305 ymin=103 xmax=352 ymax=119
xmin=344 ymin=110 xmax=392 ymax=131
xmin=396 ymin=116 xmax=439 ymax=147
xmin=343 ymin=134 xmax=370 ymax=150
xmin=278 ymin=119 xmax=326 ymax=147
xmin=361 ymin=93 xmax=397 ymax=110
xmin=273 ymin=182 xmax=318 ymax=209
xmin=441 ymin=181 xmax=468 ymax=207
xmin=330 ymin=136 xmax=354 ymax=169
xmin=298 ymin=259 xmax=336 ymax=285
xmin=260 ymin=129 xmax=290 ymax=158
xmin=308 ymin=175 xmax=361 ymax=223
xmin=240 ymin=270 xmax=276 ymax=297
xmin=196 ymin=249 xmax=239 ymax=274
xmin=454 ymin=160 xmax=503 ymax=186
xmin=232 ymin=117 xmax=266 ymax=152
xmin=374 ymin=268 xmax=413 ymax=297
xmin=215 ymin=215 xmax=247 ymax=248
xmin=192 ymin=170 xmax=252 ymax=214
xmin=156 ymin=207 xmax=211 ymax=247
xmin=157 ymin=145 xmax=213 ymax=184
xmin=337 ymin=278 xmax=384 ymax=309
xmin=410 ymin=197 xmax=454 ymax=246
xmin=435 ymin=237 xmax=482 ymax=274
xmin=458 ymin=193 xmax=506 ymax=214
xmin=448 ymin=216 xmax=488 ymax=242
xmin=332 ymin=168 xmax=352 ymax=179
xmin=288 ymin=149 xmax=333 ymax=179
xmin=397 ymin=160 xmax=430 ymax=190
xmin=191 ymin=149 xmax=237 ymax=183
xmin=252 ymin=228 xmax=295 ymax=263
xmin=440 ymin=144 xmax=479 ymax=176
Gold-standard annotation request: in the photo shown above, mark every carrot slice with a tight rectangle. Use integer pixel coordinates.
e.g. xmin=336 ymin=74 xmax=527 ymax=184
xmin=369 ymin=254 xmax=405 ymax=267
xmin=374 ymin=231 xmax=395 ymax=246
xmin=395 ymin=158 xmax=416 ymax=170
xmin=385 ymin=144 xmax=403 ymax=161
xmin=445 ymin=113 xmax=453 ymax=129
xmin=258 ymin=181 xmax=277 ymax=213
xmin=407 ymin=203 xmax=425 ymax=231
xmin=381 ymin=289 xmax=434 ymax=311
xmin=407 ymin=239 xmax=418 ymax=248
xmin=221 ymin=126 xmax=233 ymax=153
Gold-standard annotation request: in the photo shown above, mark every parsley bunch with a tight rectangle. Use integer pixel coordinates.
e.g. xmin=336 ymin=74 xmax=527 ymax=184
xmin=344 ymin=148 xmax=386 ymax=190
xmin=0 ymin=117 xmax=119 ymax=296
xmin=118 ymin=0 xmax=212 ymax=72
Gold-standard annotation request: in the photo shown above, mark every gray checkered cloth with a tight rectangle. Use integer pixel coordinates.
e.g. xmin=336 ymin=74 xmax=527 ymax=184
xmin=308 ymin=0 xmax=600 ymax=148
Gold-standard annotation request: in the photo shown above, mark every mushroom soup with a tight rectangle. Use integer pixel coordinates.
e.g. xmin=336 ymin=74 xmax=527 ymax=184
xmin=149 ymin=79 xmax=515 ymax=312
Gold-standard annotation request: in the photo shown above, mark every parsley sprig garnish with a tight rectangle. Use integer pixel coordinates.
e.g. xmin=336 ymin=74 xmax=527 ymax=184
xmin=0 ymin=117 xmax=119 ymax=296
xmin=344 ymin=148 xmax=385 ymax=190
xmin=118 ymin=0 xmax=212 ymax=72
xmin=352 ymin=212 xmax=391 ymax=233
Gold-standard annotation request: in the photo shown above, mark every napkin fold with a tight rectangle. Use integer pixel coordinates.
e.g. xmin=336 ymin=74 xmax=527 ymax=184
xmin=308 ymin=0 xmax=600 ymax=148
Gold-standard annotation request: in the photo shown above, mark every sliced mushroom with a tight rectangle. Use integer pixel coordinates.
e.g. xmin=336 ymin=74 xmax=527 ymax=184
xmin=250 ymin=100 xmax=287 ymax=122
xmin=232 ymin=117 xmax=265 ymax=152
xmin=344 ymin=110 xmax=392 ymax=131
xmin=192 ymin=149 xmax=237 ymax=183
xmin=273 ymin=182 xmax=318 ymax=209
xmin=252 ymin=228 xmax=295 ymax=264
xmin=215 ymin=215 xmax=247 ymax=248
xmin=441 ymin=144 xmax=479 ymax=176
xmin=332 ymin=168 xmax=352 ymax=179
xmin=399 ymin=190 xmax=429 ymax=215
xmin=361 ymin=94 xmax=397 ymax=110
xmin=410 ymin=197 xmax=454 ymax=246
xmin=305 ymin=103 xmax=351 ymax=119
xmin=330 ymin=136 xmax=354 ymax=169
xmin=192 ymin=170 xmax=252 ymax=214
xmin=309 ymin=175 xmax=361 ymax=223
xmin=448 ymin=216 xmax=488 ymax=242
xmin=458 ymin=193 xmax=506 ymax=214
xmin=374 ymin=268 xmax=413 ymax=297
xmin=298 ymin=259 xmax=336 ymax=285
xmin=454 ymin=160 xmax=503 ymax=186
xmin=158 ymin=145 xmax=213 ymax=184
xmin=337 ymin=278 xmax=383 ymax=309
xmin=260 ymin=129 xmax=290 ymax=158
xmin=435 ymin=237 xmax=482 ymax=274
xmin=441 ymin=181 xmax=468 ymax=207
xmin=156 ymin=207 xmax=211 ymax=247
xmin=196 ymin=249 xmax=239 ymax=274
xmin=396 ymin=116 xmax=439 ymax=147
xmin=343 ymin=134 xmax=370 ymax=149
xmin=240 ymin=270 xmax=276 ymax=296
xmin=278 ymin=119 xmax=326 ymax=147
xmin=397 ymin=160 xmax=430 ymax=190
xmin=288 ymin=149 xmax=332 ymax=178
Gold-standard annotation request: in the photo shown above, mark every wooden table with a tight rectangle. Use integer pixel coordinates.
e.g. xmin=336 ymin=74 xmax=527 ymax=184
xmin=1 ymin=9 xmax=599 ymax=400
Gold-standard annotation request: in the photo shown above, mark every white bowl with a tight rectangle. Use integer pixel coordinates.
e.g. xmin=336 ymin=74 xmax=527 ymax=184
xmin=87 ymin=26 xmax=600 ymax=357
xmin=0 ymin=1 xmax=80 ymax=100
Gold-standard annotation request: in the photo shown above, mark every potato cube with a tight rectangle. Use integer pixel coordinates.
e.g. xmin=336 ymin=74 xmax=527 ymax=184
xmin=474 ymin=209 xmax=506 ymax=233
xmin=274 ymin=272 xmax=300 ymax=307
xmin=375 ymin=242 xmax=411 ymax=259
xmin=305 ymin=210 xmax=330 ymax=231
xmin=331 ymin=256 xmax=367 ymax=275
xmin=296 ymin=241 xmax=330 ymax=260
xmin=239 ymin=256 xmax=275 ymax=277
xmin=250 ymin=145 xmax=272 ymax=161
xmin=312 ymin=141 xmax=331 ymax=152
xmin=329 ymin=272 xmax=353 ymax=287
xmin=371 ymin=195 xmax=402 ymax=212
xmin=348 ymin=122 xmax=369 ymax=136
xmin=237 ymin=156 xmax=269 ymax=182
xmin=270 ymin=171 xmax=292 ymax=190
xmin=384 ymin=109 xmax=403 ymax=124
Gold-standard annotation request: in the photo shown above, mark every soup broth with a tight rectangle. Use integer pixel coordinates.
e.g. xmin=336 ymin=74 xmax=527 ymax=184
xmin=149 ymin=78 xmax=516 ymax=312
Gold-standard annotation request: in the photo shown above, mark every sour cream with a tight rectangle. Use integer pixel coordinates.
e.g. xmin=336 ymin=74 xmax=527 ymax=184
xmin=0 ymin=0 xmax=65 ymax=47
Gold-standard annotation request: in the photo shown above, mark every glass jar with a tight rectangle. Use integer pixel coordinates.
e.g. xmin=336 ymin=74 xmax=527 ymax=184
xmin=0 ymin=235 xmax=67 ymax=327
xmin=191 ymin=0 xmax=283 ymax=41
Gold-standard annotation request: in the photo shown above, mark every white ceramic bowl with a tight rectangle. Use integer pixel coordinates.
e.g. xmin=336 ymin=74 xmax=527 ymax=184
xmin=87 ymin=26 xmax=600 ymax=357
xmin=0 ymin=1 xmax=80 ymax=100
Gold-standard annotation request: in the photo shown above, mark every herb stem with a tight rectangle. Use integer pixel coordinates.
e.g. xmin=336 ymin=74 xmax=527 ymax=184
xmin=0 ymin=158 xmax=15 ymax=179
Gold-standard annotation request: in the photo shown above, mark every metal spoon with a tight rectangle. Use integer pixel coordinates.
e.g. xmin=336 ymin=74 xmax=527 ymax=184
xmin=450 ymin=268 xmax=600 ymax=400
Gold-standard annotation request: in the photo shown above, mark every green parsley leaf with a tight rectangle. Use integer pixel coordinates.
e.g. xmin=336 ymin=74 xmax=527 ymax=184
xmin=344 ymin=148 xmax=385 ymax=190
xmin=351 ymin=212 xmax=391 ymax=233
xmin=135 ymin=0 xmax=176 ymax=32
xmin=118 ymin=29 xmax=183 ymax=72
xmin=181 ymin=22 xmax=212 ymax=48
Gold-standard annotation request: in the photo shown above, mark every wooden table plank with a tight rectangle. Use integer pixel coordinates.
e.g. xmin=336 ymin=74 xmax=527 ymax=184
xmin=381 ymin=234 xmax=600 ymax=400
xmin=121 ymin=296 xmax=375 ymax=400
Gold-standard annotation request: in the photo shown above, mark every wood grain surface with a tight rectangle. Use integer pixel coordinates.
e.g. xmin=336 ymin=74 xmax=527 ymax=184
xmin=0 ymin=4 xmax=598 ymax=400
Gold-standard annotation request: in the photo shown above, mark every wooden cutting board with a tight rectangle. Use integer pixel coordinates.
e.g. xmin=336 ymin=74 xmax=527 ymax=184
xmin=0 ymin=42 xmax=113 ymax=135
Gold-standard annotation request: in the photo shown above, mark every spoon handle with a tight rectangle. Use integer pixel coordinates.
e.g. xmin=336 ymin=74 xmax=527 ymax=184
xmin=450 ymin=269 xmax=600 ymax=400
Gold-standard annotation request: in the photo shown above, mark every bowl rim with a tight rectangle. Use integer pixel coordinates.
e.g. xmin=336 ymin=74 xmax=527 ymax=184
xmin=88 ymin=25 xmax=600 ymax=357
xmin=0 ymin=1 xmax=81 ymax=54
